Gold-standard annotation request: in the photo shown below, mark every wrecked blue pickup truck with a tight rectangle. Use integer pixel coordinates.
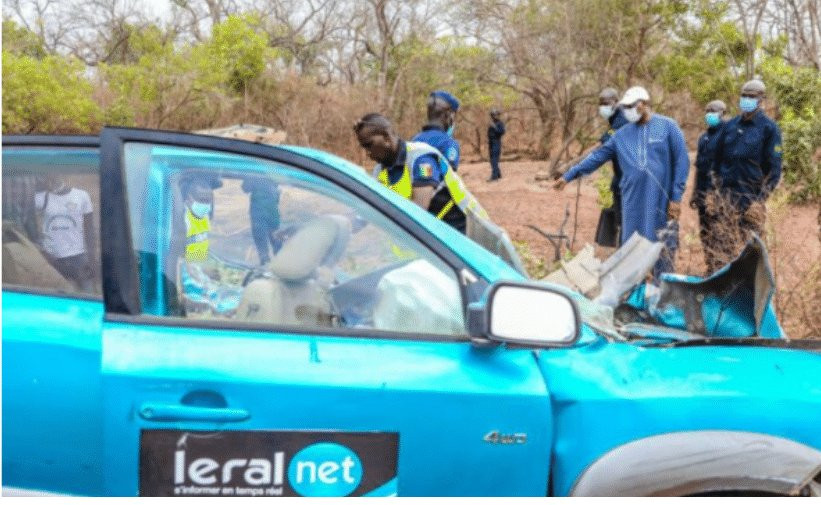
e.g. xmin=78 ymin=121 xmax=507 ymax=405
xmin=3 ymin=127 xmax=821 ymax=497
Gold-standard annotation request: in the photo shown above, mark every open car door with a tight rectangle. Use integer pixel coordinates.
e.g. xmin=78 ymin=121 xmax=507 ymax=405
xmin=97 ymin=127 xmax=554 ymax=497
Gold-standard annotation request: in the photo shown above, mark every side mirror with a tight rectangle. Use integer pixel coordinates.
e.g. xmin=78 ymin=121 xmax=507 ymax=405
xmin=468 ymin=281 xmax=581 ymax=348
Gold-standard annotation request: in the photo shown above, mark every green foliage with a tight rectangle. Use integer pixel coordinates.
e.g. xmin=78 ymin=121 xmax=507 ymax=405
xmin=2 ymin=20 xmax=47 ymax=59
xmin=199 ymin=14 xmax=270 ymax=93
xmin=512 ymin=240 xmax=553 ymax=279
xmin=759 ymin=55 xmax=821 ymax=202
xmin=651 ymin=1 xmax=743 ymax=106
xmin=100 ymin=22 xmax=235 ymax=128
xmin=594 ymin=166 xmax=614 ymax=209
xmin=2 ymin=51 xmax=101 ymax=133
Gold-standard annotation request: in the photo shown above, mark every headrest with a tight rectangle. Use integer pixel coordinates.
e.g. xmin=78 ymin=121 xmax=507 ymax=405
xmin=269 ymin=216 xmax=343 ymax=281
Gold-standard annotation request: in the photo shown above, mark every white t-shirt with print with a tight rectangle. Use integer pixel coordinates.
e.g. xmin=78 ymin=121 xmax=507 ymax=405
xmin=34 ymin=188 xmax=93 ymax=259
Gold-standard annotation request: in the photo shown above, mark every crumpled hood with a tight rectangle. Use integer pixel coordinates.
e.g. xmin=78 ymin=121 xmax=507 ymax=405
xmin=650 ymin=235 xmax=782 ymax=337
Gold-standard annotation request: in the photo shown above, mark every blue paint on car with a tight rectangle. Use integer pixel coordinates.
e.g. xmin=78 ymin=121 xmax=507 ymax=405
xmin=3 ymin=131 xmax=820 ymax=497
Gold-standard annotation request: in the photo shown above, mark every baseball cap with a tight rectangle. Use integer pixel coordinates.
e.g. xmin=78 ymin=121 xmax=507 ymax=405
xmin=619 ymin=86 xmax=650 ymax=106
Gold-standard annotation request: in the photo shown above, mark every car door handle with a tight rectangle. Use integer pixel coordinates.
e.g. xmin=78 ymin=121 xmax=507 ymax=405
xmin=139 ymin=402 xmax=250 ymax=422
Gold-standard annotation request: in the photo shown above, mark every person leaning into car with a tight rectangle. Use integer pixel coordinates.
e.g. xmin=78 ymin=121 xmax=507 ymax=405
xmin=354 ymin=112 xmax=470 ymax=233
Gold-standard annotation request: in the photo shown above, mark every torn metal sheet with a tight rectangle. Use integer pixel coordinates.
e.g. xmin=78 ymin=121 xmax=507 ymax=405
xmin=596 ymin=232 xmax=663 ymax=306
xmin=544 ymin=244 xmax=600 ymax=296
xmin=645 ymin=235 xmax=782 ymax=338
xmin=542 ymin=232 xmax=662 ymax=303
xmin=194 ymin=124 xmax=287 ymax=145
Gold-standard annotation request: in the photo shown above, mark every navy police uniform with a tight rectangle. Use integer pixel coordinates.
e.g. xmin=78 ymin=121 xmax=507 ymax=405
xmin=488 ymin=119 xmax=506 ymax=180
xmin=708 ymin=108 xmax=782 ymax=269
xmin=412 ymin=90 xmax=461 ymax=171
xmin=712 ymin=109 xmax=782 ymax=213
xmin=693 ymin=122 xmax=725 ymax=271
xmin=413 ymin=125 xmax=461 ymax=171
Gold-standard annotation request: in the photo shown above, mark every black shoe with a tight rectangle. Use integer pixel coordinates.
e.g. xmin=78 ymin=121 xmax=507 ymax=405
xmin=486 ymin=177 xmax=498 ymax=182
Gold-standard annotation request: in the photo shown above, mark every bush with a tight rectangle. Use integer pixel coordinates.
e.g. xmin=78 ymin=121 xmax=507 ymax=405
xmin=760 ymin=56 xmax=821 ymax=203
xmin=2 ymin=51 xmax=101 ymax=134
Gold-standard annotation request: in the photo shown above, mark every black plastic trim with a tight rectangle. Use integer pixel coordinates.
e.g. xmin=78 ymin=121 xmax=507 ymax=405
xmin=99 ymin=129 xmax=142 ymax=314
xmin=646 ymin=337 xmax=821 ymax=350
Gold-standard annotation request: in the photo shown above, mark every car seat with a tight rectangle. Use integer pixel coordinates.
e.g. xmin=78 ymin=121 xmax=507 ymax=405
xmin=235 ymin=214 xmax=351 ymax=327
xmin=2 ymin=220 xmax=74 ymax=292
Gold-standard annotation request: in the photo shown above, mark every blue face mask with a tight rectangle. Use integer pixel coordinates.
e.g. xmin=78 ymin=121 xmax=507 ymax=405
xmin=704 ymin=112 xmax=721 ymax=127
xmin=739 ymin=96 xmax=759 ymax=113
xmin=446 ymin=124 xmax=455 ymax=137
xmin=190 ymin=201 xmax=212 ymax=219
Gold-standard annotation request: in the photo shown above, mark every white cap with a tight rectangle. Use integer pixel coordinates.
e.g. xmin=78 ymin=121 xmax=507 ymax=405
xmin=619 ymin=86 xmax=650 ymax=106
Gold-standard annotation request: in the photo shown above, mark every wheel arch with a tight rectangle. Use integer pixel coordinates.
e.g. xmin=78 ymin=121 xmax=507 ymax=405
xmin=570 ymin=430 xmax=821 ymax=497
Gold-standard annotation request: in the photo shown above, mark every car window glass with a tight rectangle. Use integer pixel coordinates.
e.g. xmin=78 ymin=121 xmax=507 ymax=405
xmin=123 ymin=143 xmax=466 ymax=337
xmin=1 ymin=147 xmax=102 ymax=296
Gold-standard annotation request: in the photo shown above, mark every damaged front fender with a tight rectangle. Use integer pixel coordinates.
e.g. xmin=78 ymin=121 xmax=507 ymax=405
xmin=570 ymin=430 xmax=821 ymax=496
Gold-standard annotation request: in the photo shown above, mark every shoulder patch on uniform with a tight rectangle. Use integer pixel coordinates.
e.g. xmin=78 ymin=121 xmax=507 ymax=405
xmin=447 ymin=146 xmax=458 ymax=161
xmin=607 ymin=129 xmax=615 ymax=136
xmin=774 ymin=144 xmax=782 ymax=154
xmin=419 ymin=163 xmax=433 ymax=178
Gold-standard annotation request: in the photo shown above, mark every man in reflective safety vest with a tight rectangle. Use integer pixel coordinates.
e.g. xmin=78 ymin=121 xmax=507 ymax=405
xmin=354 ymin=113 xmax=487 ymax=234
xmin=182 ymin=179 xmax=213 ymax=263
xmin=177 ymin=177 xmax=218 ymax=315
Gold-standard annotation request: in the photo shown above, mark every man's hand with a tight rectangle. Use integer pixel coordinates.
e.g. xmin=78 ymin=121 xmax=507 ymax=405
xmin=552 ymin=177 xmax=568 ymax=191
xmin=688 ymin=196 xmax=698 ymax=210
xmin=744 ymin=201 xmax=767 ymax=226
xmin=704 ymin=193 xmax=718 ymax=215
xmin=411 ymin=185 xmax=436 ymax=210
xmin=667 ymin=201 xmax=681 ymax=221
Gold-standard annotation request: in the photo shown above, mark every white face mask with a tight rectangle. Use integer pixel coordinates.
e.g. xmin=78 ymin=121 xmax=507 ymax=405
xmin=598 ymin=105 xmax=614 ymax=120
xmin=623 ymin=106 xmax=642 ymax=123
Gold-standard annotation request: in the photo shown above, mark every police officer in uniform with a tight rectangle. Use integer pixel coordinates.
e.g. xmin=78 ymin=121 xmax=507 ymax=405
xmin=690 ymin=99 xmax=727 ymax=272
xmin=355 ymin=113 xmax=483 ymax=234
xmin=412 ymin=90 xmax=461 ymax=171
xmin=487 ymin=108 xmax=506 ymax=181
xmin=597 ymin=87 xmax=629 ymax=243
xmin=711 ymin=79 xmax=782 ymax=258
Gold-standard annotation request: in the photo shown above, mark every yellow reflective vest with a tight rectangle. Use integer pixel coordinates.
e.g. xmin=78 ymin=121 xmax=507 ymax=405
xmin=184 ymin=209 xmax=210 ymax=262
xmin=373 ymin=141 xmax=488 ymax=220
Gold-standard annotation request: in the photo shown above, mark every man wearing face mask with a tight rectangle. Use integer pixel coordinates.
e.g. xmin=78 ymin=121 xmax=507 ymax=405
xmin=181 ymin=179 xmax=215 ymax=263
xmin=711 ymin=79 xmax=782 ymax=249
xmin=596 ymin=87 xmax=629 ymax=246
xmin=690 ymin=99 xmax=727 ymax=273
xmin=175 ymin=177 xmax=220 ymax=315
xmin=553 ymin=86 xmax=690 ymax=278
xmin=34 ymin=174 xmax=96 ymax=292
xmin=412 ymin=90 xmax=461 ymax=172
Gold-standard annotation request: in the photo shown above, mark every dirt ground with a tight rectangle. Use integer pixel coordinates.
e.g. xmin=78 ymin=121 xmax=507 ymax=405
xmin=457 ymin=157 xmax=821 ymax=339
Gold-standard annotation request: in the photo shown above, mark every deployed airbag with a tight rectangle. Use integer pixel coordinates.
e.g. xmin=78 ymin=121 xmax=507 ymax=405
xmin=373 ymin=259 xmax=465 ymax=335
